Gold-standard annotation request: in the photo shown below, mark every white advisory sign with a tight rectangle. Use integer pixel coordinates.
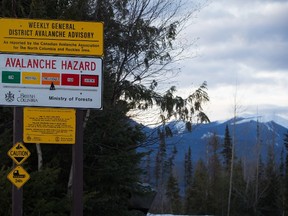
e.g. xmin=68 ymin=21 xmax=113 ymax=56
xmin=0 ymin=54 xmax=102 ymax=109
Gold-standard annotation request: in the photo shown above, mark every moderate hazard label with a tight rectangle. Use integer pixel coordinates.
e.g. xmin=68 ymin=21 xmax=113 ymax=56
xmin=8 ymin=142 xmax=31 ymax=165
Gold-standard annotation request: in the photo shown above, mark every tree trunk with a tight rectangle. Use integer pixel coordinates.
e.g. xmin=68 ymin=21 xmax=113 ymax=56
xmin=227 ymin=97 xmax=237 ymax=216
xmin=67 ymin=163 xmax=73 ymax=197
xmin=36 ymin=143 xmax=43 ymax=171
xmin=254 ymin=119 xmax=260 ymax=213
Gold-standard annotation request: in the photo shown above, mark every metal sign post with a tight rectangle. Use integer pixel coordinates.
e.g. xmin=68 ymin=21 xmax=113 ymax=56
xmin=13 ymin=107 xmax=23 ymax=216
xmin=71 ymin=110 xmax=84 ymax=216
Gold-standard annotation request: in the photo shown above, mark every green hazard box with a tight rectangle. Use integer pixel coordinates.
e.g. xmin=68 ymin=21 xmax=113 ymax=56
xmin=2 ymin=71 xmax=21 ymax=83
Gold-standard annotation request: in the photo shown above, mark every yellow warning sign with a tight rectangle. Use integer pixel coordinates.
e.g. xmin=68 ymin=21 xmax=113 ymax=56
xmin=8 ymin=142 xmax=31 ymax=165
xmin=0 ymin=18 xmax=103 ymax=56
xmin=7 ymin=166 xmax=30 ymax=189
xmin=23 ymin=107 xmax=76 ymax=144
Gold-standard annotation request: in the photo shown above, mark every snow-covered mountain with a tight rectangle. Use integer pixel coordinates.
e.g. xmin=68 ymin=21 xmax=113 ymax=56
xmin=142 ymin=115 xmax=288 ymax=165
xmin=137 ymin=115 xmax=288 ymax=213
xmin=137 ymin=115 xmax=288 ymax=198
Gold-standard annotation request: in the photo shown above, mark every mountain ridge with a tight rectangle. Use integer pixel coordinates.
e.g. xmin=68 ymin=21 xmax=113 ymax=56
xmin=141 ymin=114 xmax=288 ymax=164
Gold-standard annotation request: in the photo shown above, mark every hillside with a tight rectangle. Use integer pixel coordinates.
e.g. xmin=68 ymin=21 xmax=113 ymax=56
xmin=140 ymin=115 xmax=288 ymax=194
xmin=142 ymin=115 xmax=288 ymax=163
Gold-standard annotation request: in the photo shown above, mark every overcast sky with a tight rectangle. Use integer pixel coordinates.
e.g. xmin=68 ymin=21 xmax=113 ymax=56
xmin=172 ymin=0 xmax=288 ymax=122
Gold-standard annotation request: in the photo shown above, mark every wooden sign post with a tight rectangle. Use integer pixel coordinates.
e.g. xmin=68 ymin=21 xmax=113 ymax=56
xmin=13 ymin=107 xmax=23 ymax=216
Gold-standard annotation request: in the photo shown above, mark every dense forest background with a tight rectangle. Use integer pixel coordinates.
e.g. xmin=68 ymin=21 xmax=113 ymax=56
xmin=145 ymin=122 xmax=288 ymax=216
xmin=0 ymin=1 xmax=288 ymax=216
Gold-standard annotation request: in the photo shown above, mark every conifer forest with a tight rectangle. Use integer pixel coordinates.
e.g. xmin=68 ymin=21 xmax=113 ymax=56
xmin=0 ymin=1 xmax=287 ymax=216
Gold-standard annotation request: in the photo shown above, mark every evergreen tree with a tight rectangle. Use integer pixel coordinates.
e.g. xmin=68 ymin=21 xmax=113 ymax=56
xmin=150 ymin=127 xmax=168 ymax=213
xmin=83 ymin=107 xmax=146 ymax=216
xmin=207 ymin=132 xmax=223 ymax=215
xmin=254 ymin=118 xmax=262 ymax=214
xmin=154 ymin=128 xmax=167 ymax=187
xmin=188 ymin=159 xmax=209 ymax=215
xmin=258 ymin=145 xmax=281 ymax=216
xmin=0 ymin=166 xmax=12 ymax=215
xmin=151 ymin=129 xmax=179 ymax=214
xmin=230 ymin=159 xmax=249 ymax=216
xmin=184 ymin=146 xmax=193 ymax=188
xmin=279 ymin=147 xmax=285 ymax=215
xmin=166 ymin=173 xmax=182 ymax=214
xmin=165 ymin=145 xmax=181 ymax=214
xmin=183 ymin=147 xmax=193 ymax=214
xmin=283 ymin=131 xmax=288 ymax=214
xmin=222 ymin=125 xmax=232 ymax=171
xmin=144 ymin=153 xmax=152 ymax=184
xmin=253 ymin=154 xmax=266 ymax=215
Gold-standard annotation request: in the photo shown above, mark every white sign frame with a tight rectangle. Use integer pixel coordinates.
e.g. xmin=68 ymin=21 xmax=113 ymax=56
xmin=0 ymin=54 xmax=102 ymax=109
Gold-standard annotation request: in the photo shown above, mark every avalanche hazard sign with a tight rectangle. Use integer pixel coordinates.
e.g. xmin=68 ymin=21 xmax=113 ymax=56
xmin=8 ymin=142 xmax=31 ymax=165
xmin=0 ymin=54 xmax=103 ymax=109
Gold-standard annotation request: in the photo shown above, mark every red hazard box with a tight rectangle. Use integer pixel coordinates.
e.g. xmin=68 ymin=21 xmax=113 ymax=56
xmin=62 ymin=74 xmax=80 ymax=86
xmin=81 ymin=75 xmax=99 ymax=87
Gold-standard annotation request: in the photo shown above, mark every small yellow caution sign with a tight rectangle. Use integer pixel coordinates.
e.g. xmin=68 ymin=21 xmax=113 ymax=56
xmin=8 ymin=142 xmax=31 ymax=165
xmin=7 ymin=166 xmax=30 ymax=189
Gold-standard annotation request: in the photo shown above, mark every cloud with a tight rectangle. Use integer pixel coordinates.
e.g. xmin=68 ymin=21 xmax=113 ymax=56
xmin=175 ymin=0 xmax=288 ymax=121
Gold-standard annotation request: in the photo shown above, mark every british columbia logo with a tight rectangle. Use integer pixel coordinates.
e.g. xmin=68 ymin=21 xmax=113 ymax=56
xmin=5 ymin=91 xmax=14 ymax=102
xmin=17 ymin=93 xmax=38 ymax=103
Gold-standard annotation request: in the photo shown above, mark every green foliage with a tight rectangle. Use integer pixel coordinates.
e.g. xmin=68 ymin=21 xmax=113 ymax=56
xmin=256 ymin=145 xmax=282 ymax=216
xmin=23 ymin=167 xmax=70 ymax=216
xmin=284 ymin=131 xmax=288 ymax=151
xmin=222 ymin=125 xmax=232 ymax=170
xmin=183 ymin=147 xmax=193 ymax=213
xmin=184 ymin=146 xmax=192 ymax=188
xmin=230 ymin=160 xmax=250 ymax=216
xmin=0 ymin=166 xmax=12 ymax=215
xmin=157 ymin=130 xmax=287 ymax=216
xmin=189 ymin=159 xmax=209 ymax=214
xmin=166 ymin=174 xmax=182 ymax=214
xmin=207 ymin=133 xmax=223 ymax=215
xmin=156 ymin=82 xmax=210 ymax=123
xmin=83 ymin=107 xmax=145 ymax=215
xmin=284 ymin=132 xmax=288 ymax=213
xmin=0 ymin=128 xmax=13 ymax=166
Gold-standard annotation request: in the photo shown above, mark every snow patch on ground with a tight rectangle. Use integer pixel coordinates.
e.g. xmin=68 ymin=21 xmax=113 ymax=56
xmin=174 ymin=121 xmax=186 ymax=134
xmin=201 ymin=131 xmax=214 ymax=139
